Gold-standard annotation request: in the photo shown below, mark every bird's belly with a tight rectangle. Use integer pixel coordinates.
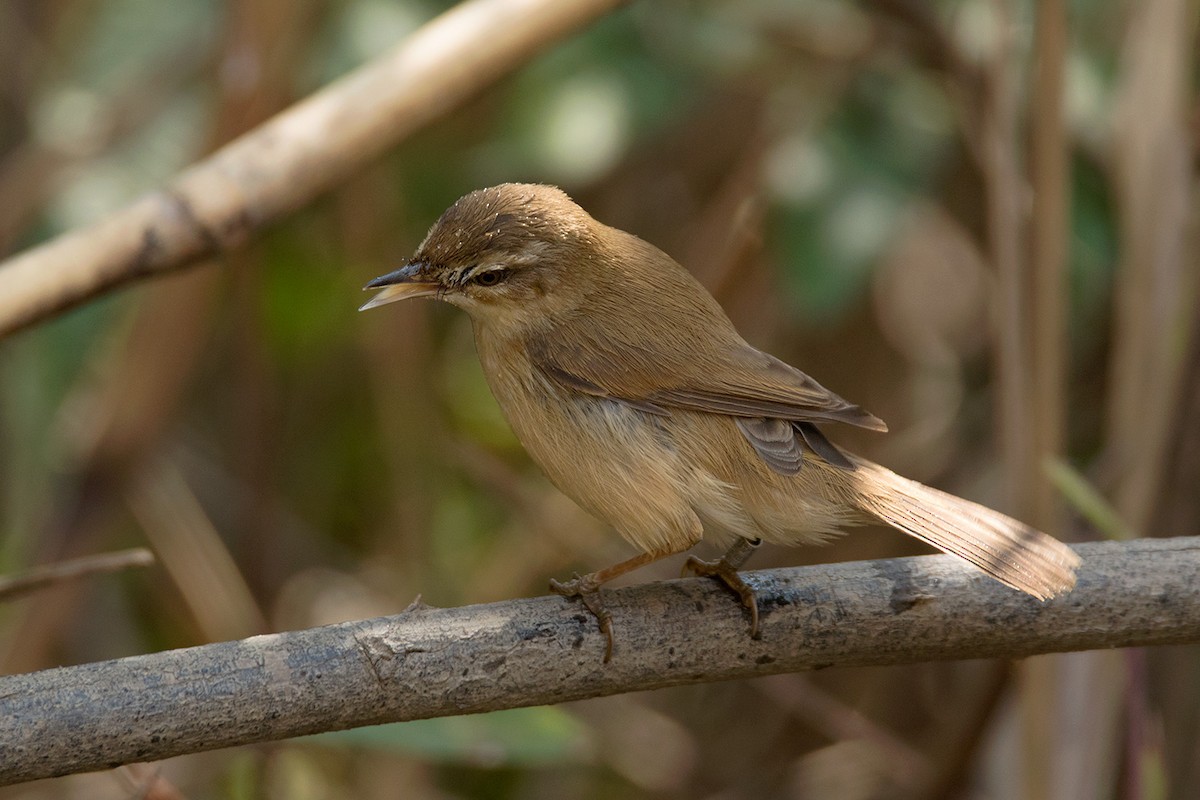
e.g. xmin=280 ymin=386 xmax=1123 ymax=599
xmin=498 ymin=384 xmax=709 ymax=552
xmin=672 ymin=412 xmax=865 ymax=547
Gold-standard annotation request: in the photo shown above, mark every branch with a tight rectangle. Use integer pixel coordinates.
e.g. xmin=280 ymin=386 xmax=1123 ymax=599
xmin=2 ymin=538 xmax=1198 ymax=785
xmin=0 ymin=0 xmax=626 ymax=337
xmin=0 ymin=548 xmax=154 ymax=602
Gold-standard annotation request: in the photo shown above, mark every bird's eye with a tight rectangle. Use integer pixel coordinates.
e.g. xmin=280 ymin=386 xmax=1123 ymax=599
xmin=472 ymin=268 xmax=508 ymax=287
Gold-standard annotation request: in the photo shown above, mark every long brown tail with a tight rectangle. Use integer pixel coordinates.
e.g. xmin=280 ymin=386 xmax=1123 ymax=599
xmin=852 ymin=461 xmax=1079 ymax=599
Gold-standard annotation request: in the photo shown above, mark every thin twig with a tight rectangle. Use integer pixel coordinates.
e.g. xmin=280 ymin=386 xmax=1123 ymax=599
xmin=0 ymin=538 xmax=1197 ymax=785
xmin=0 ymin=548 xmax=154 ymax=602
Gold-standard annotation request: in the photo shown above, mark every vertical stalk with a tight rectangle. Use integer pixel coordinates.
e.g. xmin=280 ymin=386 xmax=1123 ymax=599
xmin=981 ymin=6 xmax=1032 ymax=522
xmin=1028 ymin=0 xmax=1069 ymax=535
xmin=1021 ymin=4 xmax=1071 ymax=792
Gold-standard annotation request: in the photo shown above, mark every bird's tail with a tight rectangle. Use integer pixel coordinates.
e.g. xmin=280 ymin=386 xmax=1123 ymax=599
xmin=852 ymin=461 xmax=1080 ymax=599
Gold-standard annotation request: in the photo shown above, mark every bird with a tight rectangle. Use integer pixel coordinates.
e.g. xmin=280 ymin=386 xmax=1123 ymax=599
xmin=361 ymin=183 xmax=1080 ymax=661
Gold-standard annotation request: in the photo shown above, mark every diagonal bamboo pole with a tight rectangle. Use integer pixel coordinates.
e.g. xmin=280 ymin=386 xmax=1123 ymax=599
xmin=0 ymin=0 xmax=627 ymax=337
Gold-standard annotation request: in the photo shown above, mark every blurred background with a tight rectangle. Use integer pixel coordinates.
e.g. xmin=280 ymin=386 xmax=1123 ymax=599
xmin=0 ymin=0 xmax=1197 ymax=797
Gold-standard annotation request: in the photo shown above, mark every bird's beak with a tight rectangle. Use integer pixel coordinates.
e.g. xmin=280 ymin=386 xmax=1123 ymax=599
xmin=359 ymin=262 xmax=440 ymax=311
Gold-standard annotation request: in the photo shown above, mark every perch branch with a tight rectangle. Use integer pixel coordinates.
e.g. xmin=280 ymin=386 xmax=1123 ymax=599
xmin=1 ymin=537 xmax=1198 ymax=785
xmin=0 ymin=0 xmax=626 ymax=337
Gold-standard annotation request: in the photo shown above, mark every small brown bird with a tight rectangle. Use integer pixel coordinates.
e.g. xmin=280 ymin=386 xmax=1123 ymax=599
xmin=362 ymin=183 xmax=1079 ymax=660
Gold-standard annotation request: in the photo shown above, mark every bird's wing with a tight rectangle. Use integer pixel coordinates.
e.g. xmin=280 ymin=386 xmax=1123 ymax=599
xmin=734 ymin=417 xmax=806 ymax=475
xmin=527 ymin=327 xmax=887 ymax=432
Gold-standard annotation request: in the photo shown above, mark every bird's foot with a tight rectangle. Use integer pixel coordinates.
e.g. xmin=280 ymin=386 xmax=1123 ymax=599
xmin=682 ymin=544 xmax=761 ymax=638
xmin=549 ymin=573 xmax=614 ymax=662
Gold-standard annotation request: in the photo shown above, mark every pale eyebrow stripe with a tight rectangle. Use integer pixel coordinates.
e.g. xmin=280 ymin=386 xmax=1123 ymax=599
xmin=452 ymin=263 xmax=480 ymax=285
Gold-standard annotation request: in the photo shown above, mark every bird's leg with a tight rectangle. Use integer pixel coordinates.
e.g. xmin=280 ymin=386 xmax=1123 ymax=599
xmin=682 ymin=537 xmax=763 ymax=638
xmin=550 ymin=548 xmax=679 ymax=662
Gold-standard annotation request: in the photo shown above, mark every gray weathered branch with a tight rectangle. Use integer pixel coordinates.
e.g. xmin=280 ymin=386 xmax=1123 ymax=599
xmin=2 ymin=537 xmax=1198 ymax=785
xmin=0 ymin=0 xmax=626 ymax=337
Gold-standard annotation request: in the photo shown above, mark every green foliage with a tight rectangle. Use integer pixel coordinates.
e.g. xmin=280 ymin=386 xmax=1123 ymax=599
xmin=260 ymin=223 xmax=355 ymax=368
xmin=768 ymin=70 xmax=955 ymax=323
xmin=1045 ymin=458 xmax=1135 ymax=540
xmin=310 ymin=706 xmax=590 ymax=766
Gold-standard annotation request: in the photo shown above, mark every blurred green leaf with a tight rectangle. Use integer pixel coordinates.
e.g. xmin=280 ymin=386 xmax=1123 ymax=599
xmin=308 ymin=706 xmax=591 ymax=767
xmin=767 ymin=69 xmax=954 ymax=323
xmin=1138 ymin=740 xmax=1169 ymax=800
xmin=222 ymin=750 xmax=263 ymax=800
xmin=1069 ymin=156 xmax=1118 ymax=341
xmin=75 ymin=0 xmax=215 ymax=94
xmin=442 ymin=354 xmax=519 ymax=451
xmin=260 ymin=224 xmax=353 ymax=367
xmin=497 ymin=6 xmax=701 ymax=183
xmin=1044 ymin=458 xmax=1135 ymax=540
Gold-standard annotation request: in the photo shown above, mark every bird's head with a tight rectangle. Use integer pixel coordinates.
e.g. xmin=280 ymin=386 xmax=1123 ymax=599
xmin=361 ymin=183 xmax=600 ymax=332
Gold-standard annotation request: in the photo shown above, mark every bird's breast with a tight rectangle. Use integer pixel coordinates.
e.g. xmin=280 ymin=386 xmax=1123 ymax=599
xmin=476 ymin=332 xmax=670 ymax=474
xmin=473 ymin=330 xmax=711 ymax=551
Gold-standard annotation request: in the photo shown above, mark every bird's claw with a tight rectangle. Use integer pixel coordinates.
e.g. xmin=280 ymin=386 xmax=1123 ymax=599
xmin=682 ymin=554 xmax=761 ymax=638
xmin=550 ymin=573 xmax=615 ymax=662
